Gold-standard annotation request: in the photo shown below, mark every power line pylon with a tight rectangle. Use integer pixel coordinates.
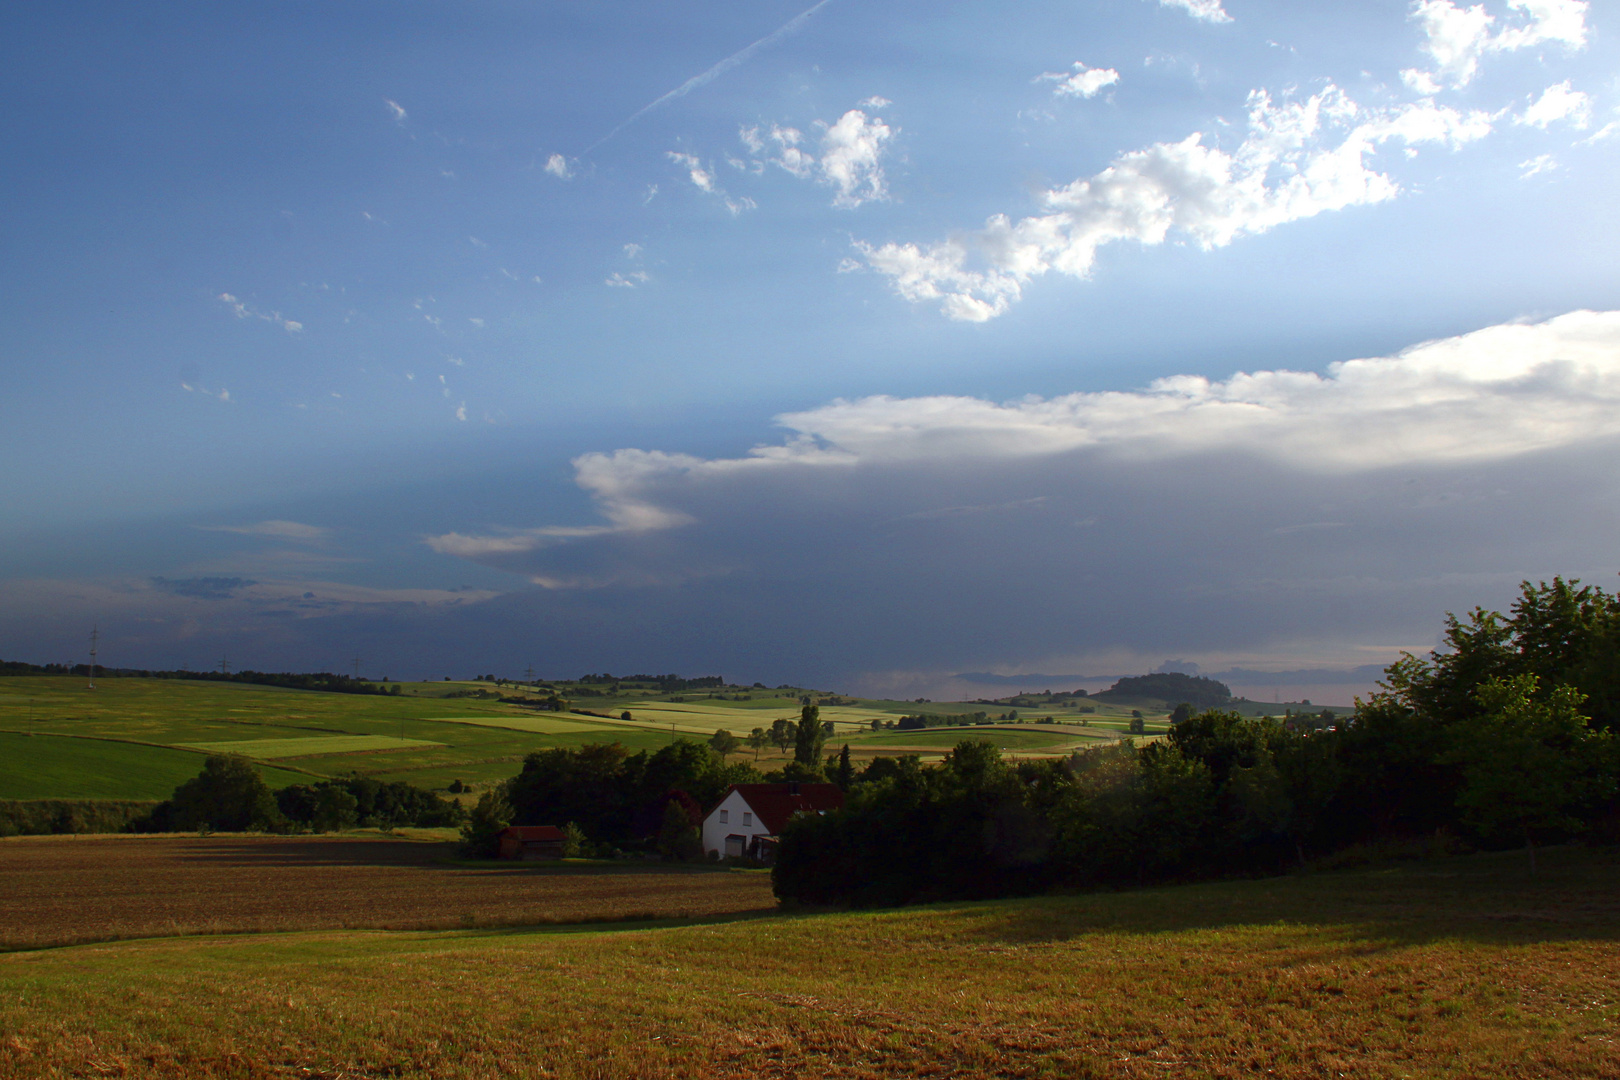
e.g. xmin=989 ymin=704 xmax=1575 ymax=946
xmin=87 ymin=626 xmax=99 ymax=689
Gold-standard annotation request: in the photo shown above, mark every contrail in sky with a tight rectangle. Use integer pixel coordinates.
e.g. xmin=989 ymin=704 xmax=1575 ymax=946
xmin=582 ymin=0 xmax=833 ymax=156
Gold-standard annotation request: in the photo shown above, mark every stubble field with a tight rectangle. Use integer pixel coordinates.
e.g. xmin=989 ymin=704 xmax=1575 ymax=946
xmin=0 ymin=838 xmax=1616 ymax=1079
xmin=0 ymin=834 xmax=775 ymax=951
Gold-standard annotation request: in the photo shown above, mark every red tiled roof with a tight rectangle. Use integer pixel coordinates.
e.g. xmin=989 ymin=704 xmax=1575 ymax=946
xmin=500 ymin=825 xmax=566 ymax=842
xmin=722 ymin=783 xmax=844 ymax=834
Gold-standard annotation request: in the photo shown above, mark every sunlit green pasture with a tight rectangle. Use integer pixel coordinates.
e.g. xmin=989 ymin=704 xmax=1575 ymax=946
xmin=0 ymin=731 xmax=312 ymax=800
xmin=0 ymin=676 xmax=1153 ymax=801
xmin=177 ymin=735 xmax=446 ymax=758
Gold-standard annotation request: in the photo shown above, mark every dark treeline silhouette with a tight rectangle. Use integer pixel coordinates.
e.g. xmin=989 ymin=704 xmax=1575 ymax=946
xmin=0 ymin=658 xmax=400 ymax=695
xmin=896 ymin=712 xmax=991 ymax=730
xmin=1101 ymin=672 xmax=1232 ymax=707
xmin=132 ymin=758 xmax=465 ymax=833
xmin=774 ymin=578 xmax=1620 ymax=906
xmin=575 ymin=672 xmax=727 ymax=691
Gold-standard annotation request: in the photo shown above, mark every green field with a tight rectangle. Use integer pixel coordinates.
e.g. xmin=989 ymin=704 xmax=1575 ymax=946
xmin=0 ymin=731 xmax=312 ymax=800
xmin=0 ymin=843 xmax=1614 ymax=1078
xmin=176 ymin=735 xmax=446 ymax=758
xmin=0 ymin=676 xmax=1157 ymax=801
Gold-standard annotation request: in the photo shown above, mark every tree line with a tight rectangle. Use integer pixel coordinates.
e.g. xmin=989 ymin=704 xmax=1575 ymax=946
xmin=773 ymin=578 xmax=1620 ymax=905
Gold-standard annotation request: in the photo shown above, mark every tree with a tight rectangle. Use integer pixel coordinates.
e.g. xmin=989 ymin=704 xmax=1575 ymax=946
xmin=561 ymin=821 xmax=587 ymax=858
xmin=312 ymin=784 xmax=359 ymax=832
xmin=769 ymin=718 xmax=795 ymax=751
xmin=1129 ymin=711 xmax=1146 ymax=734
xmin=459 ymin=789 xmax=511 ymax=858
xmin=710 ymin=728 xmax=741 ymax=756
xmin=169 ymin=755 xmax=281 ymax=832
xmin=747 ymin=727 xmax=768 ymax=761
xmin=833 ymin=744 xmax=854 ymax=790
xmin=795 ymin=705 xmax=825 ymax=766
xmin=1169 ymin=703 xmax=1195 ymax=726
xmin=656 ymin=799 xmax=702 ymax=862
xmin=1443 ymin=674 xmax=1615 ymax=871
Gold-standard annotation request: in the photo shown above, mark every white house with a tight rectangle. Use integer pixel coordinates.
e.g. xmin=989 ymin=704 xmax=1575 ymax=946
xmin=701 ymin=782 xmax=844 ymax=862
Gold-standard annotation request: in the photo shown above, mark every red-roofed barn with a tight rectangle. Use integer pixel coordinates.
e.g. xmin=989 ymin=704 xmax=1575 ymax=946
xmin=701 ymin=782 xmax=843 ymax=863
xmin=498 ymin=825 xmax=566 ymax=860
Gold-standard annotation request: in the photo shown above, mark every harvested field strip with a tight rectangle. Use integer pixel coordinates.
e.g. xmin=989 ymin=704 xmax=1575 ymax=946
xmin=425 ymin=715 xmax=621 ymax=735
xmin=0 ymin=835 xmax=776 ymax=951
xmin=0 ymin=847 xmax=1616 ymax=1079
xmin=176 ymin=735 xmax=445 ymax=758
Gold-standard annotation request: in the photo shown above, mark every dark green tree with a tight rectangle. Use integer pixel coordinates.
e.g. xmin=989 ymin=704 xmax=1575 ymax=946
xmin=834 ymin=744 xmax=854 ymax=789
xmin=459 ymin=789 xmax=511 ymax=858
xmin=1443 ymin=674 xmax=1615 ymax=870
xmin=794 ymin=704 xmax=825 ymax=766
xmin=656 ymin=799 xmax=703 ymax=862
xmin=710 ymin=728 xmax=742 ymax=756
xmin=170 ymin=755 xmax=281 ymax=832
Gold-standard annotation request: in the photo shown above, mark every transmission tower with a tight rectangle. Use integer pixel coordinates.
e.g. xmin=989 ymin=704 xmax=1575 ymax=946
xmin=218 ymin=653 xmax=231 ymax=676
xmin=525 ymin=664 xmax=536 ymax=684
xmin=351 ymin=655 xmax=362 ymax=680
xmin=87 ymin=626 xmax=99 ymax=689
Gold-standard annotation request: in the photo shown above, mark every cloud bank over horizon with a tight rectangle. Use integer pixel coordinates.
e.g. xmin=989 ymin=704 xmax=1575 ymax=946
xmin=407 ymin=311 xmax=1620 ymax=692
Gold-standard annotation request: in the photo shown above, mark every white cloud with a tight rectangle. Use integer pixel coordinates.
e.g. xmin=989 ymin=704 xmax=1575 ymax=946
xmin=1408 ymin=0 xmax=1588 ymax=89
xmin=384 ymin=99 xmax=407 ymax=123
xmin=1155 ymin=0 xmax=1233 ymax=24
xmin=1519 ymin=152 xmax=1558 ymax=176
xmin=1516 ymin=80 xmax=1591 ymax=128
xmin=859 ymin=96 xmax=893 ymax=109
xmin=605 ymin=271 xmax=650 ymax=288
xmin=1038 ymin=62 xmax=1122 ymax=99
xmin=217 ymin=292 xmax=304 ymax=334
xmin=455 ymin=403 xmax=467 ymax=422
xmin=742 ymin=108 xmax=895 ymax=208
xmin=430 ymin=311 xmax=1620 ymax=579
xmin=858 ymin=86 xmax=1492 ymax=321
xmin=667 ymin=152 xmax=756 ymax=215
xmin=544 ymin=153 xmax=574 ymax=180
xmin=817 ymin=110 xmax=894 ymax=208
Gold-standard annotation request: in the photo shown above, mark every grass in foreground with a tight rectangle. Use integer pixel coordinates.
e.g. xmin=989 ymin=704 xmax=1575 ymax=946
xmin=1 ymin=845 xmax=1616 ymax=1078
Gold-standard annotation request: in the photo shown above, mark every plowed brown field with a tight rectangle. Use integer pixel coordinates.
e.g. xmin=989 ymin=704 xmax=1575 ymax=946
xmin=0 ymin=835 xmax=775 ymax=950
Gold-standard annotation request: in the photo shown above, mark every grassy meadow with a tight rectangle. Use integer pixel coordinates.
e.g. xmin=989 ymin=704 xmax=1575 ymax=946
xmin=0 ymin=675 xmax=1164 ymax=802
xmin=0 ymin=841 xmax=1614 ymax=1079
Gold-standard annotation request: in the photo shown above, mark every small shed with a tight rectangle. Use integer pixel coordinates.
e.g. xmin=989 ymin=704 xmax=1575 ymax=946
xmin=498 ymin=825 xmax=567 ymax=860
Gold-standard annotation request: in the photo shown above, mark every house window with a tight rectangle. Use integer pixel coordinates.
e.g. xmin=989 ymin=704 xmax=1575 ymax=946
xmin=742 ymin=812 xmax=753 ymax=826
xmin=719 ymin=809 xmax=728 ymax=824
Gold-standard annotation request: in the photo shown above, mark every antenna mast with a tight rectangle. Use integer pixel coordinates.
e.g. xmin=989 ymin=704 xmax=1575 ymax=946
xmin=87 ymin=626 xmax=99 ymax=689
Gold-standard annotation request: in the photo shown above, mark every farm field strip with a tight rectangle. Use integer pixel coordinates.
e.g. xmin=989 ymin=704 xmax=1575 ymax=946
xmin=176 ymin=735 xmax=446 ymax=758
xmin=0 ymin=731 xmax=314 ymax=799
xmin=0 ymin=835 xmax=776 ymax=951
xmin=0 ymin=845 xmax=1614 ymax=1079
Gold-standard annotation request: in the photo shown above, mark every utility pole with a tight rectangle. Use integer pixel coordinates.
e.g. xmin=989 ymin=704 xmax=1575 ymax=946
xmin=87 ymin=626 xmax=98 ymax=689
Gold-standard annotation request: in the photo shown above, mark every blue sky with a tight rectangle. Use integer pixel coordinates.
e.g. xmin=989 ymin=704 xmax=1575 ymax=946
xmin=3 ymin=0 xmax=1618 ymax=701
